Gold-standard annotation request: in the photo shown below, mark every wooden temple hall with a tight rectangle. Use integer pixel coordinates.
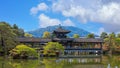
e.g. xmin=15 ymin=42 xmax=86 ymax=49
xmin=18 ymin=26 xmax=104 ymax=56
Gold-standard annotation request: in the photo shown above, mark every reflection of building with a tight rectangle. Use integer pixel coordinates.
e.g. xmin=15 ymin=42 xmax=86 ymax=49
xmin=18 ymin=26 xmax=103 ymax=56
xmin=40 ymin=57 xmax=103 ymax=68
xmin=59 ymin=57 xmax=102 ymax=64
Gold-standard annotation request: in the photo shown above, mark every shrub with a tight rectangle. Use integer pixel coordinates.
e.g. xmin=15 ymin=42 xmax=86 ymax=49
xmin=43 ymin=42 xmax=64 ymax=56
xmin=9 ymin=44 xmax=37 ymax=59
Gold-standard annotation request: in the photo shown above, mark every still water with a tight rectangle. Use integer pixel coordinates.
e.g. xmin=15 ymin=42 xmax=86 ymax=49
xmin=0 ymin=55 xmax=120 ymax=68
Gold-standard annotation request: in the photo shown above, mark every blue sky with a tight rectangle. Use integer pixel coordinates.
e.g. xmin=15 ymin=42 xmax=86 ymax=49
xmin=0 ymin=0 xmax=120 ymax=35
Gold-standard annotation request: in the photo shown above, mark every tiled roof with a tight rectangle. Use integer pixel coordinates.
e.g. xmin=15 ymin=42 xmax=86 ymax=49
xmin=18 ymin=37 xmax=52 ymax=43
xmin=53 ymin=38 xmax=74 ymax=41
xmin=73 ymin=38 xmax=103 ymax=43
xmin=54 ymin=27 xmax=70 ymax=33
xmin=17 ymin=38 xmax=103 ymax=43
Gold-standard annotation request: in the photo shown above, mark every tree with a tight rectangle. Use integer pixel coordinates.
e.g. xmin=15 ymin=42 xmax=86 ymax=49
xmin=9 ymin=44 xmax=37 ymax=59
xmin=86 ymin=33 xmax=95 ymax=38
xmin=24 ymin=33 xmax=33 ymax=37
xmin=12 ymin=24 xmax=24 ymax=37
xmin=13 ymin=24 xmax=18 ymax=29
xmin=100 ymin=32 xmax=108 ymax=39
xmin=108 ymin=32 xmax=116 ymax=49
xmin=43 ymin=42 xmax=64 ymax=56
xmin=117 ymin=33 xmax=120 ymax=38
xmin=103 ymin=32 xmax=120 ymax=54
xmin=17 ymin=28 xmax=24 ymax=37
xmin=42 ymin=31 xmax=51 ymax=38
xmin=115 ymin=38 xmax=120 ymax=47
xmin=104 ymin=32 xmax=116 ymax=54
xmin=73 ymin=34 xmax=80 ymax=38
xmin=0 ymin=22 xmax=17 ymax=55
xmin=109 ymin=32 xmax=116 ymax=38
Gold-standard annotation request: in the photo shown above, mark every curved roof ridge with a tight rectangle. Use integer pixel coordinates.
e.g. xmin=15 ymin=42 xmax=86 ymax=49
xmin=54 ymin=26 xmax=70 ymax=33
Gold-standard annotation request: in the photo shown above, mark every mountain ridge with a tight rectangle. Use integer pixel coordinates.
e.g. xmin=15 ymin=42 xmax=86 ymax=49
xmin=28 ymin=26 xmax=97 ymax=37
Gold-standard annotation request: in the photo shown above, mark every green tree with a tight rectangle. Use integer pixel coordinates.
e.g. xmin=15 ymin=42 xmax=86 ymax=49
xmin=17 ymin=28 xmax=24 ymax=37
xmin=117 ymin=33 xmax=120 ymax=38
xmin=0 ymin=22 xmax=17 ymax=55
xmin=103 ymin=32 xmax=120 ymax=54
xmin=109 ymin=32 xmax=116 ymax=38
xmin=86 ymin=33 xmax=95 ymax=38
xmin=104 ymin=32 xmax=116 ymax=54
xmin=115 ymin=38 xmax=120 ymax=47
xmin=43 ymin=42 xmax=64 ymax=56
xmin=13 ymin=24 xmax=18 ymax=29
xmin=12 ymin=24 xmax=24 ymax=37
xmin=9 ymin=44 xmax=37 ymax=59
xmin=109 ymin=32 xmax=116 ymax=49
xmin=42 ymin=31 xmax=51 ymax=38
xmin=100 ymin=32 xmax=108 ymax=39
xmin=73 ymin=34 xmax=80 ymax=38
xmin=24 ymin=33 xmax=33 ymax=37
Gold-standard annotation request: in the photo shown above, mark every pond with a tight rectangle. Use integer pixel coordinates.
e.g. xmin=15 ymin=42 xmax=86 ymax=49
xmin=0 ymin=55 xmax=120 ymax=68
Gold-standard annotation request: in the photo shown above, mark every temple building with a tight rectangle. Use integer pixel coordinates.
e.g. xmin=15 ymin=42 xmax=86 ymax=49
xmin=18 ymin=26 xmax=104 ymax=57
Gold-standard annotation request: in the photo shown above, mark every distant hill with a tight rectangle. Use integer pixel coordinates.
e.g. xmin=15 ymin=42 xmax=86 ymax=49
xmin=28 ymin=26 xmax=97 ymax=37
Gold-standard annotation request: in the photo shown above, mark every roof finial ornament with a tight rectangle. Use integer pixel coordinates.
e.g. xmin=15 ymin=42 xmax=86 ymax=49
xmin=59 ymin=24 xmax=62 ymax=28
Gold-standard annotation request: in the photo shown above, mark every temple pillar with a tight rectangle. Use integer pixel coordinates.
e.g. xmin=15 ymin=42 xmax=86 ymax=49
xmin=31 ymin=43 xmax=34 ymax=48
xmin=100 ymin=43 xmax=103 ymax=54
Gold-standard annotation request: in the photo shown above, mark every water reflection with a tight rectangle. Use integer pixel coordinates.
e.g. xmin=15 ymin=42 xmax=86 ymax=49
xmin=107 ymin=64 xmax=119 ymax=68
xmin=40 ymin=57 xmax=103 ymax=68
xmin=107 ymin=64 xmax=110 ymax=68
xmin=0 ymin=55 xmax=120 ymax=68
xmin=56 ymin=57 xmax=102 ymax=64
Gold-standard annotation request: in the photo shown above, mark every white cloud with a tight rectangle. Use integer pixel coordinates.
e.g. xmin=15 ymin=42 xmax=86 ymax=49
xmin=30 ymin=3 xmax=48 ymax=15
xmin=95 ymin=3 xmax=120 ymax=32
xmin=38 ymin=14 xmax=61 ymax=28
xmin=94 ymin=3 xmax=120 ymax=24
xmin=63 ymin=19 xmax=75 ymax=26
xmin=51 ymin=0 xmax=120 ymax=32
xmin=92 ymin=27 xmax=105 ymax=35
xmin=99 ymin=27 xmax=105 ymax=34
xmin=38 ymin=14 xmax=75 ymax=28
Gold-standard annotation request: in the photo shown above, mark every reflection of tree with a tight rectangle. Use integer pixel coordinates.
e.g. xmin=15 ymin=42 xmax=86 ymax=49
xmin=43 ymin=58 xmax=64 ymax=68
xmin=8 ymin=59 xmax=39 ymax=68
xmin=1 ymin=56 xmax=120 ymax=68
xmin=102 ymin=55 xmax=120 ymax=67
xmin=110 ymin=56 xmax=120 ymax=67
xmin=0 ymin=59 xmax=13 ymax=68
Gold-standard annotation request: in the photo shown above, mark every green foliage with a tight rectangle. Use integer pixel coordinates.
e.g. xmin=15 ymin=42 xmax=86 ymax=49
xmin=86 ymin=33 xmax=95 ymax=38
xmin=43 ymin=42 xmax=64 ymax=56
xmin=108 ymin=32 xmax=116 ymax=48
xmin=42 ymin=31 xmax=51 ymax=38
xmin=103 ymin=32 xmax=120 ymax=53
xmin=0 ymin=46 xmax=2 ymax=51
xmin=104 ymin=38 xmax=109 ymax=43
xmin=100 ymin=32 xmax=108 ymax=39
xmin=73 ymin=34 xmax=80 ymax=38
xmin=13 ymin=24 xmax=18 ymax=29
xmin=12 ymin=24 xmax=24 ymax=37
xmin=115 ymin=38 xmax=120 ymax=46
xmin=117 ymin=33 xmax=120 ymax=38
xmin=109 ymin=32 xmax=116 ymax=39
xmin=24 ymin=33 xmax=33 ymax=37
xmin=0 ymin=22 xmax=26 ymax=54
xmin=9 ymin=44 xmax=37 ymax=58
xmin=0 ymin=22 xmax=17 ymax=51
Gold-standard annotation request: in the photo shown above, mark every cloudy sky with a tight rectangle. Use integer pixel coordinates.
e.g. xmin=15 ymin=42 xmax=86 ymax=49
xmin=0 ymin=0 xmax=120 ymax=35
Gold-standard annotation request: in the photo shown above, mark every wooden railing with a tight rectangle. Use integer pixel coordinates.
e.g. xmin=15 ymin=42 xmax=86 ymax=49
xmin=65 ymin=48 xmax=102 ymax=50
